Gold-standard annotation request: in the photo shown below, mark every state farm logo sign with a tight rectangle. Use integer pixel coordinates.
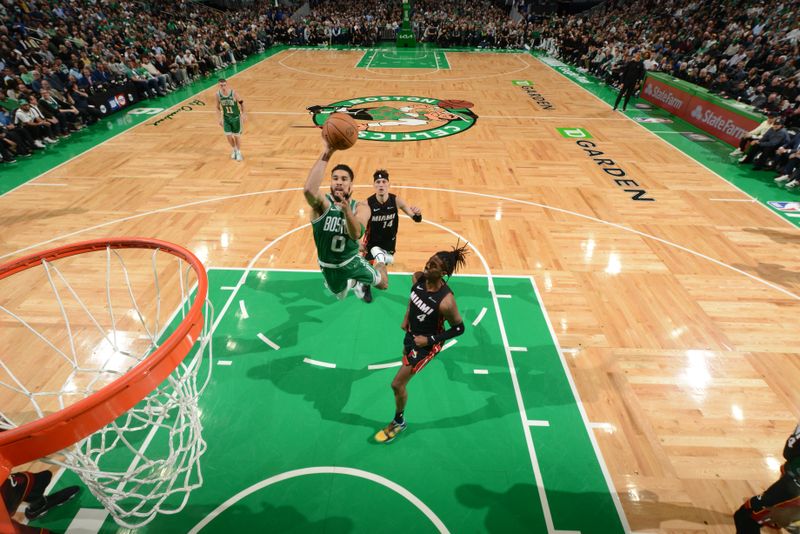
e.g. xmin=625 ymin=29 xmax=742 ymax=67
xmin=687 ymin=104 xmax=750 ymax=141
xmin=642 ymin=79 xmax=686 ymax=113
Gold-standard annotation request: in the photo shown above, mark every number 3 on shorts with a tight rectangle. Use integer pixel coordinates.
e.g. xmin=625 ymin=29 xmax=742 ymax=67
xmin=331 ymin=235 xmax=346 ymax=252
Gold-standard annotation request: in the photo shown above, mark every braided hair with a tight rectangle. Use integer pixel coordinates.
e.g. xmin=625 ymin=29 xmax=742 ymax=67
xmin=434 ymin=241 xmax=469 ymax=280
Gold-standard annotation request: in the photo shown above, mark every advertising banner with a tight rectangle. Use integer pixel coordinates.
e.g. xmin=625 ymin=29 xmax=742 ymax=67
xmin=88 ymin=82 xmax=139 ymax=117
xmin=641 ymin=73 xmax=763 ymax=146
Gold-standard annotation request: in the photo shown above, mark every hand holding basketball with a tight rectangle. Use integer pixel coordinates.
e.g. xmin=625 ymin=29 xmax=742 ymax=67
xmin=322 ymin=113 xmax=359 ymax=151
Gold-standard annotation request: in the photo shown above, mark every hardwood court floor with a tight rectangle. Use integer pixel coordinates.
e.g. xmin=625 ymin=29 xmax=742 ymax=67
xmin=2 ymin=49 xmax=799 ymax=533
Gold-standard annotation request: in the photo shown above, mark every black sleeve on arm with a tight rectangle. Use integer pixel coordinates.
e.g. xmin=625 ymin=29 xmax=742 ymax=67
xmin=784 ymin=424 xmax=800 ymax=462
xmin=428 ymin=322 xmax=465 ymax=345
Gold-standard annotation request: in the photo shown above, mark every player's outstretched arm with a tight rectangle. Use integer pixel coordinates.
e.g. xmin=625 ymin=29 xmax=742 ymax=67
xmin=397 ymin=196 xmax=422 ymax=222
xmin=304 ymin=135 xmax=334 ymax=216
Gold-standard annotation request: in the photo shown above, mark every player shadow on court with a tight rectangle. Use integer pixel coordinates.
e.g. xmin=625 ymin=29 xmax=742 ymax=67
xmin=438 ymin=325 xmax=582 ymax=410
xmin=246 ymin=354 xmax=519 ymax=437
xmin=241 ymin=275 xmax=332 ymax=305
xmin=178 ymin=500 xmax=354 ymax=533
xmin=0 ymin=207 xmax=88 ymax=227
xmin=455 ymin=483 xmax=733 ymax=532
xmin=247 ymin=354 xmax=383 ymax=429
xmin=731 ymin=261 xmax=800 ymax=288
xmin=742 ymin=227 xmax=800 ymax=246
xmin=211 ymin=306 xmax=322 ymax=359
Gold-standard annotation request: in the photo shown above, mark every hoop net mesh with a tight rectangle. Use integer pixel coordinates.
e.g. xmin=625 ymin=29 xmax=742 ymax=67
xmin=0 ymin=243 xmax=213 ymax=528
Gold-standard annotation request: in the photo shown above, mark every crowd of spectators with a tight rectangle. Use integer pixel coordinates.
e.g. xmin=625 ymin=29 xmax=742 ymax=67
xmin=0 ymin=0 xmax=292 ymax=163
xmin=412 ymin=0 xmax=534 ymax=49
xmin=543 ymin=0 xmax=799 ymax=120
xmin=2 ymin=0 xmax=799 ymax=183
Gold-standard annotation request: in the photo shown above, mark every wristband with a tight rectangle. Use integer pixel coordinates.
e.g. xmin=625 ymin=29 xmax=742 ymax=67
xmin=412 ymin=213 xmax=422 ymax=223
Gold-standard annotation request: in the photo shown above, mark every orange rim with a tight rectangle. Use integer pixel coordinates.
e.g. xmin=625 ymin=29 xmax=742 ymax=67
xmin=0 ymin=238 xmax=208 ymax=470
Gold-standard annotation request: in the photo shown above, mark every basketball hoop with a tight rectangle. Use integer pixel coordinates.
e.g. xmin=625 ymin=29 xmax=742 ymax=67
xmin=0 ymin=238 xmax=213 ymax=529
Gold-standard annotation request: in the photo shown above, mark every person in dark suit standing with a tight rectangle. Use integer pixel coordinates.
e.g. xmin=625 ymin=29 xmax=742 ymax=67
xmin=612 ymin=52 xmax=645 ymax=112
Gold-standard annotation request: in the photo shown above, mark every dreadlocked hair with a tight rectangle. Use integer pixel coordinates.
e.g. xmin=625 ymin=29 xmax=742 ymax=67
xmin=435 ymin=241 xmax=469 ymax=278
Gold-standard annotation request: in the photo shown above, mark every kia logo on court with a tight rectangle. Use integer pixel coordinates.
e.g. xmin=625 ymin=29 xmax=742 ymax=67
xmin=308 ymin=96 xmax=478 ymax=142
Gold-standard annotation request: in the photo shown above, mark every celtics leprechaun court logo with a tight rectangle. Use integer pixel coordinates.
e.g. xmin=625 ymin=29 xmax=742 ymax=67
xmin=308 ymin=96 xmax=477 ymax=142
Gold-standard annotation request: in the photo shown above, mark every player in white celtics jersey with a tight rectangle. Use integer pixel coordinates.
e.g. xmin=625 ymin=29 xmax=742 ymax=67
xmin=304 ymin=135 xmax=389 ymax=299
xmin=215 ymin=78 xmax=245 ymax=161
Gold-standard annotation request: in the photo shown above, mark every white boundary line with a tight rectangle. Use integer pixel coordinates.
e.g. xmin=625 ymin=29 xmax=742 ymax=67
xmin=472 ymin=307 xmax=488 ymax=326
xmin=589 ymin=422 xmax=616 ymax=432
xmin=527 ymin=420 xmax=551 ymax=427
xmin=2 ymin=185 xmax=797 ymax=302
xmin=364 ymin=49 xmax=442 ymax=74
xmin=303 ymin=357 xmax=336 ymax=369
xmin=509 ymin=347 xmax=528 ymax=352
xmin=387 ymin=186 xmax=800 ymax=301
xmin=257 ymin=333 xmax=280 ymax=351
xmin=367 ymin=361 xmax=402 ymax=370
xmin=217 ymin=360 xmax=232 ymax=366
xmin=421 ymin=218 xmax=570 ymax=534
xmin=238 ymin=300 xmax=249 ymax=319
xmin=65 ymin=508 xmax=109 ymax=534
xmin=473 ymin=369 xmax=489 ymax=375
xmin=496 ymin=294 xmax=512 ymax=299
xmin=209 ymin=265 xmax=534 ymax=278
xmin=532 ymin=54 xmax=797 ymax=230
xmin=187 ymin=467 xmax=449 ymax=533
xmin=527 ymin=275 xmax=631 ymax=533
xmin=481 ymin=115 xmax=629 ymax=121
xmin=441 ymin=339 xmax=458 ymax=351
xmin=278 ymin=48 xmax=532 ymax=83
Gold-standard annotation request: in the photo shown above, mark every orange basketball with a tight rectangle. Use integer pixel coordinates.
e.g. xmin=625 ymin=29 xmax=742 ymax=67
xmin=322 ymin=113 xmax=359 ymax=151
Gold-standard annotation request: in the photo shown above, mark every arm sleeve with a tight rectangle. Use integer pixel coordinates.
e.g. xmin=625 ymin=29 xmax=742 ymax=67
xmin=428 ymin=322 xmax=465 ymax=345
xmin=783 ymin=424 xmax=800 ymax=462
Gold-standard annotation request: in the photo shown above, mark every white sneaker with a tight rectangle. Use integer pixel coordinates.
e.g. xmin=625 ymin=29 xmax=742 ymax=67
xmin=44 ymin=137 xmax=57 ymax=144
xmin=230 ymin=149 xmax=236 ymax=159
xmin=786 ymin=179 xmax=799 ymax=189
xmin=235 ymin=151 xmax=243 ymax=161
xmin=34 ymin=140 xmax=46 ymax=148
xmin=730 ymin=148 xmax=742 ymax=156
xmin=775 ymin=174 xmax=790 ymax=184
xmin=370 ymin=246 xmax=393 ymax=265
xmin=353 ymin=282 xmax=366 ymax=300
xmin=738 ymin=155 xmax=748 ymax=164
xmin=336 ymin=279 xmax=356 ymax=301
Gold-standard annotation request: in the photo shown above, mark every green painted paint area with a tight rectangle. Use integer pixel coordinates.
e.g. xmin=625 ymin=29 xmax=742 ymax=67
xmin=0 ymin=46 xmax=289 ymax=195
xmin=356 ymin=48 xmax=450 ymax=69
xmin=532 ymin=52 xmax=800 ymax=228
xmin=33 ymin=269 xmax=623 ymax=533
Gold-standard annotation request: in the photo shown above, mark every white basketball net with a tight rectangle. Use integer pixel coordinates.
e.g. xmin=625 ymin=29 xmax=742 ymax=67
xmin=0 ymin=245 xmax=213 ymax=528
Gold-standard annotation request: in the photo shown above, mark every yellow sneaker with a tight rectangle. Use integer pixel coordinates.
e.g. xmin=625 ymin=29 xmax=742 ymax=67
xmin=375 ymin=420 xmax=407 ymax=443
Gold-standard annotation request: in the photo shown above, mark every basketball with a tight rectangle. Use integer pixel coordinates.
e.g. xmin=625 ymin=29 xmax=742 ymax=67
xmin=322 ymin=113 xmax=359 ymax=151
xmin=437 ymin=99 xmax=474 ymax=109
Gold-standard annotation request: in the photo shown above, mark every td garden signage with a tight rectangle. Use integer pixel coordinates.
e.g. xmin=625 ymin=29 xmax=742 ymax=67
xmin=308 ymin=96 xmax=477 ymax=142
